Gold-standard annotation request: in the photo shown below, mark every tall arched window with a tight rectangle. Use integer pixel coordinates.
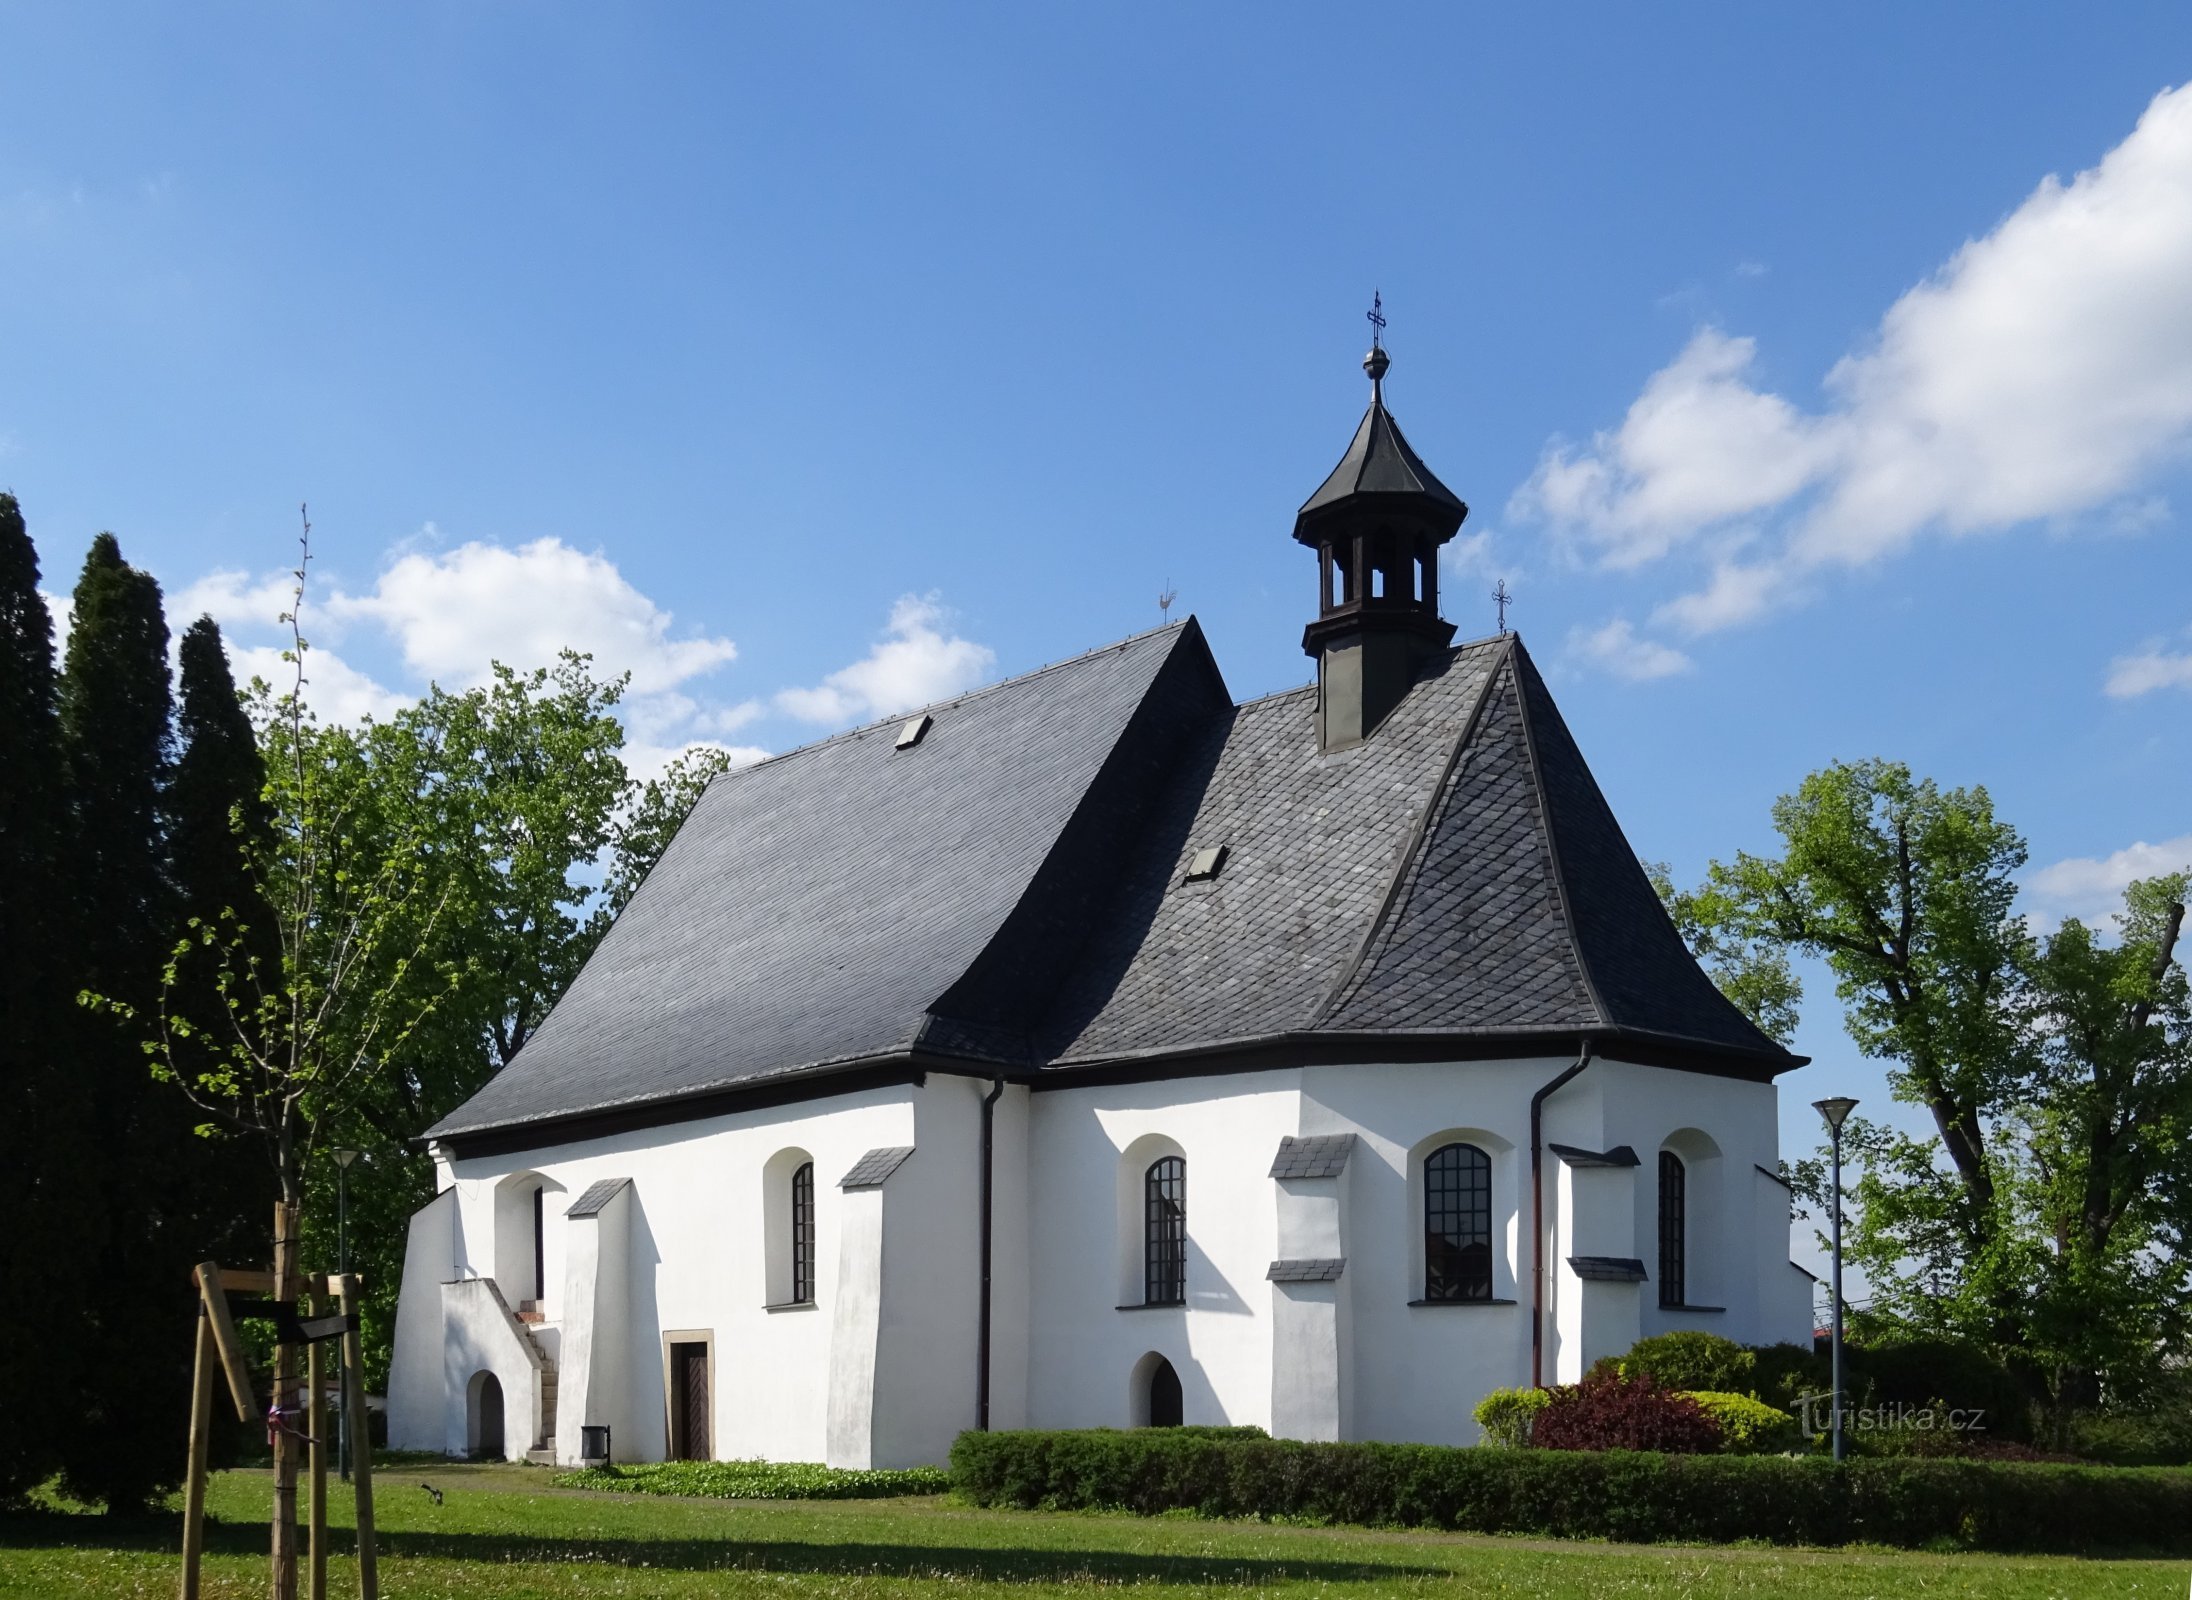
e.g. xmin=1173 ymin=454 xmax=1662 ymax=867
xmin=1144 ymin=1156 xmax=1186 ymax=1306
xmin=791 ymin=1161 xmax=816 ymax=1305
xmin=1424 ymin=1142 xmax=1493 ymax=1301
xmin=1658 ymin=1151 xmax=1687 ymax=1307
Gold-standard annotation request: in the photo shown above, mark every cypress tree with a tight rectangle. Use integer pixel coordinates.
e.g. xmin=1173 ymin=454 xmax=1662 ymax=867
xmin=55 ymin=532 xmax=182 ymax=1511
xmin=168 ymin=617 xmax=274 ymax=1266
xmin=0 ymin=494 xmax=75 ymax=1502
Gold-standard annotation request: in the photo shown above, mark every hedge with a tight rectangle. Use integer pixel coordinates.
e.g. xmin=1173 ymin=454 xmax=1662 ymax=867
xmin=946 ymin=1427 xmax=2192 ymax=1553
xmin=554 ymin=1459 xmax=950 ymax=1499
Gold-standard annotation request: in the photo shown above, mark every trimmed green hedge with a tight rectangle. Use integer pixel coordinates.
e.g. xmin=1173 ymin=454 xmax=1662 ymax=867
xmin=554 ymin=1459 xmax=949 ymax=1499
xmin=946 ymin=1428 xmax=2192 ymax=1553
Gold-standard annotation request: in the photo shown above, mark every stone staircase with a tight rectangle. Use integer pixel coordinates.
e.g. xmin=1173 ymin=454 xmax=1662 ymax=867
xmin=519 ymin=1301 xmax=558 ymax=1464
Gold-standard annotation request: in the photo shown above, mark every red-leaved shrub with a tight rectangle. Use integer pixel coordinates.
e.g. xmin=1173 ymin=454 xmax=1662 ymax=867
xmin=1531 ymin=1371 xmax=1723 ymax=1454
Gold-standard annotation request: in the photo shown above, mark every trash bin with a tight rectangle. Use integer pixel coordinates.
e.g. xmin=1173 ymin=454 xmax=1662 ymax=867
xmin=579 ymin=1424 xmax=611 ymax=1466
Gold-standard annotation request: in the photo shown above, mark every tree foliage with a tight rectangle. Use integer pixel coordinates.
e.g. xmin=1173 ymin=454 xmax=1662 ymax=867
xmin=1670 ymin=758 xmax=2191 ymax=1419
xmin=0 ymin=493 xmax=74 ymax=1504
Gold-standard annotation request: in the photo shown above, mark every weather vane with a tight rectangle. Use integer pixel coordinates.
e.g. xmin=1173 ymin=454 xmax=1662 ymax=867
xmin=1493 ymin=579 xmax=1512 ymax=635
xmin=1158 ymin=582 xmax=1178 ymax=622
xmin=1366 ymin=289 xmax=1386 ymax=350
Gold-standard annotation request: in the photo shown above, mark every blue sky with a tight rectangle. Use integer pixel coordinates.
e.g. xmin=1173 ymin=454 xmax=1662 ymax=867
xmin=6 ymin=6 xmax=2190 ymax=1280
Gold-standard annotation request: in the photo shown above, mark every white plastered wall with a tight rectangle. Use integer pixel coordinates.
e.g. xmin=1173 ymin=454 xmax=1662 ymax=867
xmin=390 ymin=1049 xmax=1809 ymax=1463
xmin=1024 ymin=1070 xmax=1297 ymax=1432
xmin=405 ymin=1079 xmax=923 ymax=1464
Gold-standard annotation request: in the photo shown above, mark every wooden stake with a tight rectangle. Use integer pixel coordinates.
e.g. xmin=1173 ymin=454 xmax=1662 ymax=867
xmin=273 ymin=1205 xmax=300 ymax=1600
xmin=336 ymin=1273 xmax=378 ymax=1600
xmin=308 ymin=1290 xmax=327 ymax=1600
xmin=180 ymin=1307 xmax=216 ymax=1600
xmin=194 ymin=1261 xmax=256 ymax=1422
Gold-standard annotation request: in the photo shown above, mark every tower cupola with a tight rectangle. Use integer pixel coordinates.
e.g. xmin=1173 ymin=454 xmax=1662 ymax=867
xmin=1295 ymin=317 xmax=1468 ymax=751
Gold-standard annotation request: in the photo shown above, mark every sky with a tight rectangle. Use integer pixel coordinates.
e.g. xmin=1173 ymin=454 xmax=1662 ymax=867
xmin=5 ymin=6 xmax=2190 ymax=1286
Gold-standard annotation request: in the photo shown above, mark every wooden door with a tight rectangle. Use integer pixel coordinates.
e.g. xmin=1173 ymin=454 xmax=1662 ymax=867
xmin=669 ymin=1342 xmax=710 ymax=1460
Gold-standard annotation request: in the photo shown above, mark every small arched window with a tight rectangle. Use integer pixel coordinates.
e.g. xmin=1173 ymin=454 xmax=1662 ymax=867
xmin=1658 ymin=1152 xmax=1686 ymax=1306
xmin=1424 ymin=1143 xmax=1494 ymax=1301
xmin=1144 ymin=1156 xmax=1186 ymax=1306
xmin=791 ymin=1161 xmax=816 ymax=1305
xmin=1147 ymin=1356 xmax=1183 ymax=1426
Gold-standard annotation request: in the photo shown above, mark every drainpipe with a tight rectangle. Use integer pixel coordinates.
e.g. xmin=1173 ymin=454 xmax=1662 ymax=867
xmin=977 ymin=1073 xmax=1006 ymax=1430
xmin=1530 ymin=1039 xmax=1595 ymax=1389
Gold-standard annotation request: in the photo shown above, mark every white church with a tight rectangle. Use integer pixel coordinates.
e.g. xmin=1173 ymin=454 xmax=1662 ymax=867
xmin=387 ymin=336 xmax=1815 ymax=1468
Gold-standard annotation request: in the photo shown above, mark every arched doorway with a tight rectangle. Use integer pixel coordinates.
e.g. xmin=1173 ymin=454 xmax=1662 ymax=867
xmin=468 ymin=1371 xmax=505 ymax=1459
xmin=1147 ymin=1357 xmax=1182 ymax=1428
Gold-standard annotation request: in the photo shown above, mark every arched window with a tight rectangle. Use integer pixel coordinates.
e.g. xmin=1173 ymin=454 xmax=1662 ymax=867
xmin=1424 ymin=1142 xmax=1494 ymax=1301
xmin=1147 ymin=1357 xmax=1183 ymax=1427
xmin=1144 ymin=1156 xmax=1185 ymax=1306
xmin=1658 ymin=1152 xmax=1687 ymax=1306
xmin=790 ymin=1161 xmax=816 ymax=1305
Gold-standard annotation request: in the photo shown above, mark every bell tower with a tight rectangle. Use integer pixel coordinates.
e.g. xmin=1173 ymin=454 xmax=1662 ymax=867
xmin=1295 ymin=311 xmax=1468 ymax=751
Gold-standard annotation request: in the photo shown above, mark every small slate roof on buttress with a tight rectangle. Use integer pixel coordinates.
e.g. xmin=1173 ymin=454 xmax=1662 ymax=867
xmin=427 ymin=624 xmax=1797 ymax=1146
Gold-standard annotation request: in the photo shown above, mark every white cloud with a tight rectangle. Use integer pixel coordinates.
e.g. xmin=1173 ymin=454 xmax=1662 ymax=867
xmin=622 ymin=737 xmax=771 ymax=790
xmin=776 ymin=594 xmax=995 ymax=725
xmin=172 ymin=567 xmax=297 ymax=633
xmin=1564 ymin=618 xmax=1693 ymax=682
xmin=2027 ymin=833 xmax=2192 ymax=928
xmin=1516 ymin=83 xmax=2192 ymax=630
xmin=1650 ymin=558 xmax=1788 ymax=636
xmin=226 ymin=643 xmax=408 ymax=726
xmin=1517 ymin=330 xmax=1836 ymax=570
xmin=327 ymin=537 xmax=738 ymax=695
xmin=2106 ymin=635 xmax=2192 ymax=697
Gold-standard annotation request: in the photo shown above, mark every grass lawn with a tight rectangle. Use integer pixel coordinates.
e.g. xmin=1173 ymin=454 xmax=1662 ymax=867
xmin=2 ymin=1461 xmax=2185 ymax=1598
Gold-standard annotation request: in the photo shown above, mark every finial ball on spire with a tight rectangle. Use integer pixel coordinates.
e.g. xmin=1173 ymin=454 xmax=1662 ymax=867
xmin=1363 ymin=345 xmax=1390 ymax=385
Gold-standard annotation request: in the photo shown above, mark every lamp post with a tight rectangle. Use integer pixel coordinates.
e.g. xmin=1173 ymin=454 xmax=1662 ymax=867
xmin=332 ymin=1148 xmax=361 ymax=1480
xmin=1812 ymin=1097 xmax=1858 ymax=1462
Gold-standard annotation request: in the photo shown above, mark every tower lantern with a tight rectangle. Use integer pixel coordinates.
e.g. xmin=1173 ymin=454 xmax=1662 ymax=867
xmin=1294 ymin=311 xmax=1468 ymax=751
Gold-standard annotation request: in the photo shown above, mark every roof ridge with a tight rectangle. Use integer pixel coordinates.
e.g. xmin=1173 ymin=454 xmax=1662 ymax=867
xmin=1311 ymin=636 xmax=1517 ymax=1027
xmin=1505 ymin=636 xmax=1616 ymax=1031
xmin=702 ymin=619 xmax=1194 ymax=787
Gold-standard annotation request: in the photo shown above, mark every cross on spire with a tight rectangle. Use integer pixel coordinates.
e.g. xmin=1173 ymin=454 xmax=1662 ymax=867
xmin=1493 ymin=579 xmax=1512 ymax=635
xmin=1366 ymin=289 xmax=1385 ymax=350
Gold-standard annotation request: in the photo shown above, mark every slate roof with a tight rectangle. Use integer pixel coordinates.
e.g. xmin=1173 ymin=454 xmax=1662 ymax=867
xmin=1549 ymin=1144 xmax=1640 ymax=1169
xmin=1269 ymin=1134 xmax=1357 ymax=1180
xmin=564 ymin=1177 xmax=630 ymax=1218
xmin=1568 ymin=1256 xmax=1649 ymax=1283
xmin=427 ymin=622 xmax=1800 ymax=1148
xmin=839 ymin=1147 xmax=915 ymax=1190
xmin=1294 ymin=395 xmax=1467 ymax=536
xmin=426 ymin=623 xmax=1216 ymax=1140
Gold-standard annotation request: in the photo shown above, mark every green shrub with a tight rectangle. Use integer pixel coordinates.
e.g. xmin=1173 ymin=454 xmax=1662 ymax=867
xmin=1593 ymin=1331 xmax=1756 ymax=1394
xmin=552 ymin=1459 xmax=949 ymax=1499
xmin=1748 ymin=1340 xmax=1830 ymax=1407
xmin=1473 ymin=1387 xmax=1549 ymax=1448
xmin=947 ymin=1427 xmax=2192 ymax=1553
xmin=2071 ymin=1410 xmax=2192 ymax=1467
xmin=1686 ymin=1391 xmax=1801 ymax=1454
xmin=1847 ymin=1336 xmax=2031 ymax=1442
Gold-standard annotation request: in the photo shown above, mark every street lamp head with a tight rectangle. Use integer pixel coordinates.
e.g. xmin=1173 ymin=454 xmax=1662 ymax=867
xmin=332 ymin=1148 xmax=362 ymax=1170
xmin=1813 ymin=1096 xmax=1860 ymax=1132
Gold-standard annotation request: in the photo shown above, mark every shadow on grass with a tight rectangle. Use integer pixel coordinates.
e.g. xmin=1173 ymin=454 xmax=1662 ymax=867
xmin=0 ymin=1511 xmax=1447 ymax=1584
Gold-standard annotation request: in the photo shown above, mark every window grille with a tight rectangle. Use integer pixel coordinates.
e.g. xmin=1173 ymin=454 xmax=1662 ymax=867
xmin=1658 ymin=1151 xmax=1687 ymax=1307
xmin=1144 ymin=1156 xmax=1186 ymax=1306
xmin=791 ymin=1161 xmax=816 ymax=1305
xmin=1423 ymin=1143 xmax=1494 ymax=1301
